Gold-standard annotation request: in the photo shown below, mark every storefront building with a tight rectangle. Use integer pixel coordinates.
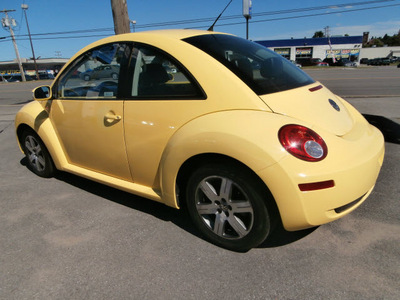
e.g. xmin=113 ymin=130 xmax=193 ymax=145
xmin=0 ymin=58 xmax=68 ymax=78
xmin=256 ymin=36 xmax=363 ymax=62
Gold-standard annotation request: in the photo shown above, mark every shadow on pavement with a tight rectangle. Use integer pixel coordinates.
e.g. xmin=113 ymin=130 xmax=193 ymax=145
xmin=363 ymin=114 xmax=400 ymax=144
xmin=15 ymin=100 xmax=33 ymax=105
xmin=258 ymin=221 xmax=318 ymax=248
xmin=20 ymin=158 xmax=315 ymax=250
xmin=52 ymin=170 xmax=200 ymax=234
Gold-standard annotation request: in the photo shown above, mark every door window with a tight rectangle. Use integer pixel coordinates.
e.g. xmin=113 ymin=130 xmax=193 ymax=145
xmin=56 ymin=43 xmax=131 ymax=99
xmin=130 ymin=45 xmax=204 ymax=99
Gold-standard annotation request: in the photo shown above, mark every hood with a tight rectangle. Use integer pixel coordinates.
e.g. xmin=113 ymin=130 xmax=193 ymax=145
xmin=259 ymin=82 xmax=354 ymax=136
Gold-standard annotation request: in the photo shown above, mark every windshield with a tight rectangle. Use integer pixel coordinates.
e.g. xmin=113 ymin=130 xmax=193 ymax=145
xmin=183 ymin=34 xmax=315 ymax=95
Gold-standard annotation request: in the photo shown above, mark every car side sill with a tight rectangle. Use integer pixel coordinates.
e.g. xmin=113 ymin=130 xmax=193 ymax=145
xmin=62 ymin=164 xmax=163 ymax=204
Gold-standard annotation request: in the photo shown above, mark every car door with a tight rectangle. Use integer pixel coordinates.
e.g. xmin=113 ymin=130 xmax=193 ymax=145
xmin=50 ymin=43 xmax=133 ymax=181
xmin=123 ymin=43 xmax=206 ymax=186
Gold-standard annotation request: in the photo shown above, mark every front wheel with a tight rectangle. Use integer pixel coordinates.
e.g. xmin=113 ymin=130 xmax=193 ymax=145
xmin=22 ymin=130 xmax=55 ymax=178
xmin=111 ymin=73 xmax=118 ymax=80
xmin=185 ymin=163 xmax=272 ymax=251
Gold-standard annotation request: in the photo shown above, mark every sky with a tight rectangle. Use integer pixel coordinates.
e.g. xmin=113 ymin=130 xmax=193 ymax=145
xmin=1 ymin=0 xmax=399 ymax=61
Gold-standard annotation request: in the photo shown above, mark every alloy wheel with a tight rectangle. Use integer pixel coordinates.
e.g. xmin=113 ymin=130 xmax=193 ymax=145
xmin=194 ymin=175 xmax=254 ymax=239
xmin=25 ymin=135 xmax=46 ymax=172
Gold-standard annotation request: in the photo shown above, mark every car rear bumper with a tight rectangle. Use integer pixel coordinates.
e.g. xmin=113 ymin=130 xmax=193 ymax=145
xmin=257 ymin=124 xmax=385 ymax=231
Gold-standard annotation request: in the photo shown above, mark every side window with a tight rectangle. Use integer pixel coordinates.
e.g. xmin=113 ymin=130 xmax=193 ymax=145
xmin=56 ymin=43 xmax=131 ymax=99
xmin=131 ymin=45 xmax=204 ymax=99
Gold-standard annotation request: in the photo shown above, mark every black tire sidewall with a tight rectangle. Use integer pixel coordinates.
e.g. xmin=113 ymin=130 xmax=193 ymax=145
xmin=186 ymin=163 xmax=271 ymax=251
xmin=22 ymin=130 xmax=55 ymax=178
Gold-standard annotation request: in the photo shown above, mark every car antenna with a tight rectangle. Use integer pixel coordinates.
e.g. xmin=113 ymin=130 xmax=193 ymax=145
xmin=208 ymin=0 xmax=233 ymax=32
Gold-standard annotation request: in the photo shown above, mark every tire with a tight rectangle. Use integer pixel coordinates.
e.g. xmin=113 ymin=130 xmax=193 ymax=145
xmin=22 ymin=130 xmax=55 ymax=178
xmin=84 ymin=74 xmax=90 ymax=81
xmin=185 ymin=163 xmax=271 ymax=251
xmin=111 ymin=73 xmax=118 ymax=80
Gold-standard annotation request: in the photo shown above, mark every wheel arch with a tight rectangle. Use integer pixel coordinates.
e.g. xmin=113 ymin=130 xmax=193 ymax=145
xmin=157 ymin=110 xmax=291 ymax=209
xmin=16 ymin=123 xmax=34 ymax=152
xmin=175 ymin=153 xmax=280 ymax=221
xmin=15 ymin=104 xmax=68 ymax=170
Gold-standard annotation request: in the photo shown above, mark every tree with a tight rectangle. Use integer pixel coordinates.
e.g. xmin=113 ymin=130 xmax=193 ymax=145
xmin=312 ymin=31 xmax=325 ymax=38
xmin=364 ymin=31 xmax=400 ymax=47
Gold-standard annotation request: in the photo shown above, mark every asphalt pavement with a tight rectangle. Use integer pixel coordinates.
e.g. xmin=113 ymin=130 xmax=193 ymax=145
xmin=0 ymin=68 xmax=399 ymax=299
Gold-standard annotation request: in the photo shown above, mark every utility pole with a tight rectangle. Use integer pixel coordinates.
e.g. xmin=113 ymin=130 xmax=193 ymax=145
xmin=1 ymin=9 xmax=26 ymax=81
xmin=325 ymin=26 xmax=336 ymax=64
xmin=21 ymin=4 xmax=39 ymax=80
xmin=110 ymin=0 xmax=130 ymax=35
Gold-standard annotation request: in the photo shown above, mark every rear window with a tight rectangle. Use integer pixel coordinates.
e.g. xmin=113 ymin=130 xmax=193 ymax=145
xmin=183 ymin=34 xmax=315 ymax=95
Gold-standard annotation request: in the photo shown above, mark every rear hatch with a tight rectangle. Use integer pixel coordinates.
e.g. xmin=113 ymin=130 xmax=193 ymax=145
xmin=260 ymin=83 xmax=354 ymax=136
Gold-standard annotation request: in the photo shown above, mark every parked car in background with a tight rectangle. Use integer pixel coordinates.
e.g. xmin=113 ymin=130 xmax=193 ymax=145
xmin=360 ymin=58 xmax=370 ymax=64
xmin=368 ymin=58 xmax=390 ymax=66
xmin=6 ymin=74 xmax=35 ymax=82
xmin=38 ymin=73 xmax=55 ymax=80
xmin=289 ymin=60 xmax=302 ymax=68
xmin=323 ymin=58 xmax=357 ymax=67
xmin=296 ymin=58 xmax=329 ymax=67
xmin=79 ymin=65 xmax=120 ymax=81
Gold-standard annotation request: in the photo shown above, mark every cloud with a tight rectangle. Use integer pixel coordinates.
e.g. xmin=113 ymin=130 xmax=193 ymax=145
xmin=253 ymin=20 xmax=400 ymax=41
xmin=332 ymin=20 xmax=400 ymax=37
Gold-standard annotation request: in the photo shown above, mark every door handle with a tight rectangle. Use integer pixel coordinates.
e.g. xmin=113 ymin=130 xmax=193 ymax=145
xmin=104 ymin=111 xmax=122 ymax=124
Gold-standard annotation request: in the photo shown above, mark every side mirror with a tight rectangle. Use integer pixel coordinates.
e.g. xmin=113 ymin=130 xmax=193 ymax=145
xmin=33 ymin=85 xmax=52 ymax=112
xmin=33 ymin=86 xmax=51 ymax=100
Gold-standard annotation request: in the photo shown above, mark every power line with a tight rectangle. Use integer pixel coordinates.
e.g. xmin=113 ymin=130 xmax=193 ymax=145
xmin=1 ymin=0 xmax=398 ymax=42
xmin=117 ymin=0 xmax=397 ymax=29
xmin=204 ymin=3 xmax=400 ymax=29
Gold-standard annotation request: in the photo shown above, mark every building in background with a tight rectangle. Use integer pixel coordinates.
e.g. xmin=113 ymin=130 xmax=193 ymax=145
xmin=0 ymin=58 xmax=68 ymax=79
xmin=256 ymin=36 xmax=363 ymax=63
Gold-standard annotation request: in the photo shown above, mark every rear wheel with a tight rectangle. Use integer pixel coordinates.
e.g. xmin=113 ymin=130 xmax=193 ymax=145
xmin=185 ymin=163 xmax=271 ymax=251
xmin=22 ymin=130 xmax=55 ymax=178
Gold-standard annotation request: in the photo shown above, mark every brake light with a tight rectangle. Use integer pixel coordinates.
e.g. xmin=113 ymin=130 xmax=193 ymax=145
xmin=278 ymin=124 xmax=327 ymax=162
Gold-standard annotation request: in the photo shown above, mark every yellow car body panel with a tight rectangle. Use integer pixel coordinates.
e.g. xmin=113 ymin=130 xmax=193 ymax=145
xmin=260 ymin=83 xmax=354 ymax=136
xmin=14 ymin=30 xmax=385 ymax=233
xmin=50 ymin=99 xmax=132 ymax=181
xmin=258 ymin=123 xmax=384 ymax=230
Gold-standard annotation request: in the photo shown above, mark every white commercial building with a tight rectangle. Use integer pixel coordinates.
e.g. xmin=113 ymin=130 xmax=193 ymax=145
xmin=256 ymin=36 xmax=363 ymax=62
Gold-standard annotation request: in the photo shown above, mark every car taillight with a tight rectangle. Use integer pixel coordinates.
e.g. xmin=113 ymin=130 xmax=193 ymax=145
xmin=278 ymin=124 xmax=327 ymax=162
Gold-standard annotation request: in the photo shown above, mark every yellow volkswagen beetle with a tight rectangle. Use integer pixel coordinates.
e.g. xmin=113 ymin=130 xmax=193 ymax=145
xmin=15 ymin=30 xmax=384 ymax=251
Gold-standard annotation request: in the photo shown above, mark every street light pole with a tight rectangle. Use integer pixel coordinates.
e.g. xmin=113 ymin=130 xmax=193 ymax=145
xmin=242 ymin=0 xmax=252 ymax=40
xmin=130 ymin=20 xmax=136 ymax=32
xmin=245 ymin=16 xmax=249 ymax=40
xmin=21 ymin=4 xmax=39 ymax=80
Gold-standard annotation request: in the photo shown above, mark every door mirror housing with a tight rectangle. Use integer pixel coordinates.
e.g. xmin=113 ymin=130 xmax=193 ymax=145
xmin=33 ymin=86 xmax=52 ymax=100
xmin=33 ymin=86 xmax=53 ymax=112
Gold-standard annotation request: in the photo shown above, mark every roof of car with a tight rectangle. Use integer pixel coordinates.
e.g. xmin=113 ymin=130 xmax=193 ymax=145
xmin=129 ymin=29 xmax=222 ymax=39
xmin=66 ymin=29 xmax=230 ymax=65
xmin=98 ymin=29 xmax=227 ymax=45
xmin=56 ymin=29 xmax=231 ymax=81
